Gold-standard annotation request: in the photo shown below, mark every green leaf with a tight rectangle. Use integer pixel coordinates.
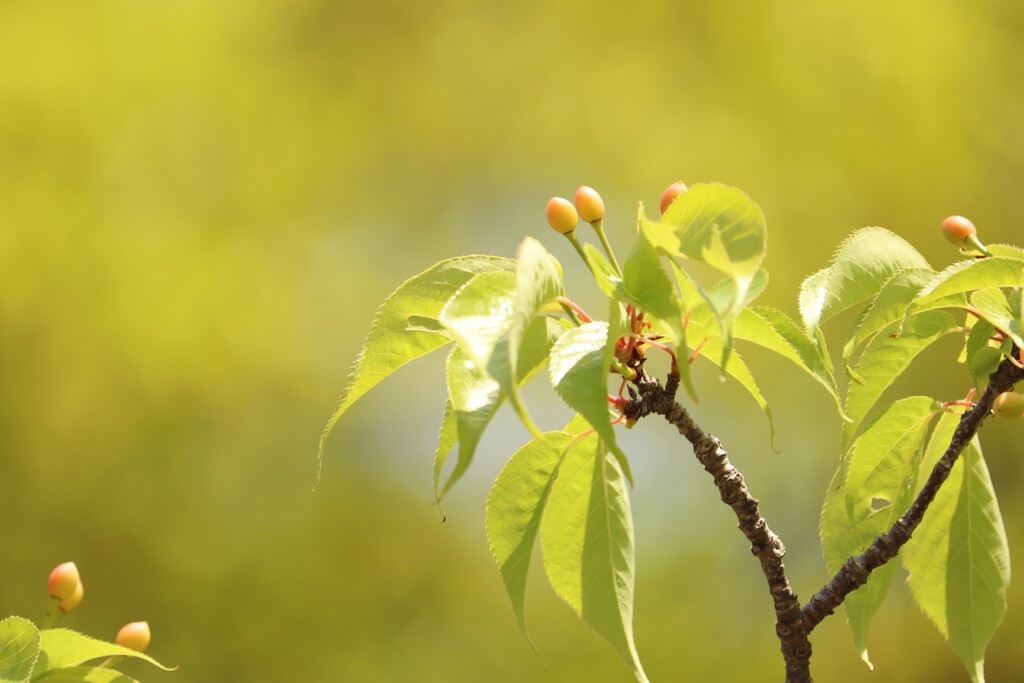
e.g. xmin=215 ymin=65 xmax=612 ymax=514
xmin=35 ymin=630 xmax=172 ymax=675
xmin=486 ymin=430 xmax=574 ymax=645
xmin=548 ymin=317 xmax=633 ymax=484
xmin=504 ymin=238 xmax=566 ymax=435
xmin=907 ymin=257 xmax=1024 ymax=317
xmin=440 ymin=269 xmax=518 ymax=370
xmin=33 ymin=667 xmax=135 ymax=682
xmin=733 ymin=306 xmax=843 ymax=417
xmin=540 ymin=433 xmax=648 ymax=683
xmin=800 ymin=228 xmax=931 ymax=330
xmin=963 ymin=319 xmax=1001 ymax=391
xmin=842 ymin=268 xmax=937 ymax=365
xmin=970 ymin=288 xmax=1024 ymax=349
xmin=431 ymin=400 xmax=458 ymax=503
xmin=842 ymin=311 xmax=959 ymax=453
xmin=683 ymin=306 xmax=778 ymax=440
xmin=985 ymin=244 xmax=1024 ymax=261
xmin=821 ymin=396 xmax=939 ymax=668
xmin=317 ymin=255 xmax=515 ymax=481
xmin=436 ymin=317 xmax=564 ymax=499
xmin=659 ymin=183 xmax=767 ymax=295
xmin=0 ymin=616 xmax=39 ymax=683
xmin=903 ymin=412 xmax=1010 ymax=683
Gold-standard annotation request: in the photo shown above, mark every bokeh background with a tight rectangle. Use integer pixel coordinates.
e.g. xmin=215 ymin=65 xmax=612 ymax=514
xmin=2 ymin=1 xmax=1023 ymax=681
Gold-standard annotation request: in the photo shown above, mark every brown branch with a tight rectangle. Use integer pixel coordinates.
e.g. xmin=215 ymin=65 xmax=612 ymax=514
xmin=802 ymin=351 xmax=1024 ymax=628
xmin=623 ymin=367 xmax=813 ymax=683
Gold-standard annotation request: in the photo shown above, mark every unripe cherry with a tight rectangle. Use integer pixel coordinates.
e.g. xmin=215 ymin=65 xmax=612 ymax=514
xmin=116 ymin=621 xmax=151 ymax=652
xmin=48 ymin=562 xmax=81 ymax=601
xmin=993 ymin=391 xmax=1024 ymax=419
xmin=660 ymin=181 xmax=688 ymax=214
xmin=574 ymin=185 xmax=605 ymax=223
xmin=941 ymin=215 xmax=977 ymax=246
xmin=941 ymin=215 xmax=991 ymax=256
xmin=546 ymin=197 xmax=578 ymax=234
xmin=59 ymin=581 xmax=84 ymax=613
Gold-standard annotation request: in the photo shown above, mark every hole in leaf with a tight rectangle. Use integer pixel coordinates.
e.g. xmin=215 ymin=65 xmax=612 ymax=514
xmin=870 ymin=496 xmax=891 ymax=512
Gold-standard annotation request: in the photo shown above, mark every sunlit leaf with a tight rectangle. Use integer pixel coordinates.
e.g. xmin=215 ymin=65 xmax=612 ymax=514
xmin=435 ymin=317 xmax=564 ymax=499
xmin=821 ymin=396 xmax=938 ymax=668
xmin=440 ymin=269 xmax=518 ymax=369
xmin=540 ymin=433 xmax=648 ymax=683
xmin=318 ymin=255 xmax=515 ymax=481
xmin=903 ymin=412 xmax=1010 ymax=683
xmin=35 ymin=630 xmax=172 ymax=675
xmin=548 ymin=316 xmax=633 ymax=483
xmin=486 ymin=425 xmax=577 ymax=645
xmin=0 ymin=616 xmax=39 ymax=683
xmin=33 ymin=667 xmax=136 ymax=682
xmin=985 ymin=244 xmax=1024 ymax=260
xmin=842 ymin=311 xmax=958 ymax=453
xmin=504 ymin=238 xmax=566 ymax=434
xmin=732 ymin=306 xmax=843 ymax=416
xmin=842 ymin=268 xmax=937 ymax=365
xmin=906 ymin=257 xmax=1024 ymax=318
xmin=431 ymin=400 xmax=458 ymax=503
xmin=970 ymin=288 xmax=1024 ymax=348
xmin=800 ymin=228 xmax=930 ymax=330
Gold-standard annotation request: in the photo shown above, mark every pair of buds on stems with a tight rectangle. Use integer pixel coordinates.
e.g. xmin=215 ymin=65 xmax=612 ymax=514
xmin=545 ymin=181 xmax=689 ymax=276
xmin=47 ymin=561 xmax=151 ymax=652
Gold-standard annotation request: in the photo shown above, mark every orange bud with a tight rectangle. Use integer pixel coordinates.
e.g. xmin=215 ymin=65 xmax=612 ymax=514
xmin=59 ymin=581 xmax=84 ymax=613
xmin=116 ymin=621 xmax=152 ymax=652
xmin=660 ymin=181 xmax=688 ymax=214
xmin=48 ymin=562 xmax=80 ymax=601
xmin=546 ymin=197 xmax=578 ymax=234
xmin=574 ymin=185 xmax=605 ymax=223
xmin=941 ymin=215 xmax=977 ymax=246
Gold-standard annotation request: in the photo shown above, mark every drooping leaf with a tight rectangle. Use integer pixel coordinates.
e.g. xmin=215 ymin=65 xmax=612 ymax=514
xmin=548 ymin=316 xmax=633 ymax=484
xmin=842 ymin=268 xmax=937 ymax=365
xmin=503 ymin=238 xmax=566 ymax=435
xmin=800 ymin=228 xmax=931 ymax=330
xmin=35 ymin=630 xmax=172 ymax=676
xmin=731 ymin=306 xmax=843 ymax=417
xmin=903 ymin=412 xmax=1010 ymax=683
xmin=682 ymin=312 xmax=776 ymax=445
xmin=436 ymin=317 xmax=565 ymax=499
xmin=318 ymin=255 xmax=515 ymax=481
xmin=486 ymin=430 xmax=573 ymax=645
xmin=33 ymin=667 xmax=135 ymax=682
xmin=970 ymin=288 xmax=1024 ymax=349
xmin=906 ymin=257 xmax=1024 ymax=319
xmin=540 ymin=433 xmax=648 ymax=683
xmin=431 ymin=400 xmax=458 ymax=503
xmin=0 ymin=616 xmax=39 ymax=683
xmin=821 ymin=396 xmax=938 ymax=668
xmin=842 ymin=310 xmax=959 ymax=453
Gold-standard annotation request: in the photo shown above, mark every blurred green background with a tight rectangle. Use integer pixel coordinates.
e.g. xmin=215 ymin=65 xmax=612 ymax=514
xmin=2 ymin=1 xmax=1023 ymax=681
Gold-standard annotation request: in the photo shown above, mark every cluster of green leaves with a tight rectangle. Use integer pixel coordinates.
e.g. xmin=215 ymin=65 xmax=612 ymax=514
xmin=806 ymin=230 xmax=1024 ymax=681
xmin=0 ymin=617 xmax=171 ymax=683
xmin=319 ymin=184 xmax=854 ymax=681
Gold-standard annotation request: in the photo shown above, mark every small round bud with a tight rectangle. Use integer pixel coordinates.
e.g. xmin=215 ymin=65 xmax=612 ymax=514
xmin=941 ymin=215 xmax=977 ymax=246
xmin=59 ymin=581 xmax=84 ymax=613
xmin=48 ymin=562 xmax=81 ymax=601
xmin=660 ymin=181 xmax=688 ymax=214
xmin=116 ymin=621 xmax=151 ymax=652
xmin=546 ymin=197 xmax=578 ymax=234
xmin=573 ymin=186 xmax=605 ymax=223
xmin=993 ymin=391 xmax=1024 ymax=420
